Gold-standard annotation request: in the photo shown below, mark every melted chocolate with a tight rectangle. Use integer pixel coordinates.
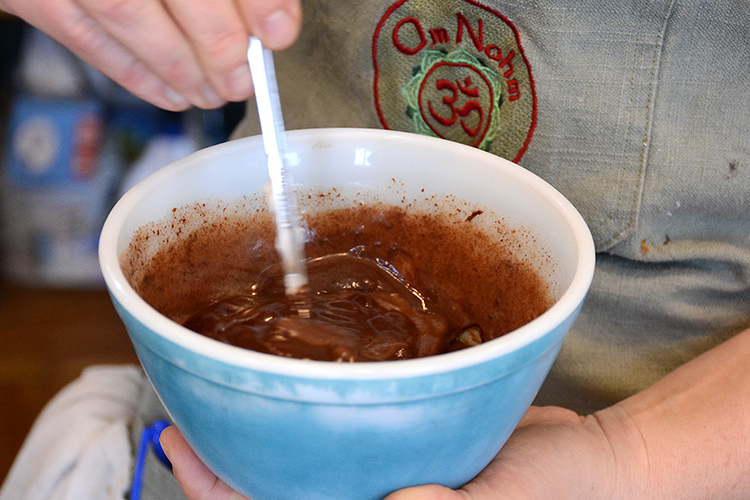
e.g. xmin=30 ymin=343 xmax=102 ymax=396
xmin=123 ymin=199 xmax=554 ymax=362
xmin=182 ymin=253 xmax=460 ymax=361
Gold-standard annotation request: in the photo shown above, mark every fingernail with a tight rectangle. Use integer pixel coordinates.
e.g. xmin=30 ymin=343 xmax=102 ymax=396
xmin=202 ymin=83 xmax=226 ymax=108
xmin=158 ymin=432 xmax=171 ymax=459
xmin=260 ymin=10 xmax=297 ymax=49
xmin=226 ymin=65 xmax=253 ymax=100
xmin=164 ymin=86 xmax=190 ymax=110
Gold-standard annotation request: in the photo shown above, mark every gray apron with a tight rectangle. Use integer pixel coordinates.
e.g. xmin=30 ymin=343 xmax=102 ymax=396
xmin=141 ymin=0 xmax=750 ymax=497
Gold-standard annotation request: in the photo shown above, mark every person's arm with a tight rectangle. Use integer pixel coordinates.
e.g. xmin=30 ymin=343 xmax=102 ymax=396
xmin=389 ymin=325 xmax=750 ymax=500
xmin=161 ymin=326 xmax=750 ymax=500
xmin=0 ymin=0 xmax=301 ymax=110
xmin=608 ymin=324 xmax=750 ymax=499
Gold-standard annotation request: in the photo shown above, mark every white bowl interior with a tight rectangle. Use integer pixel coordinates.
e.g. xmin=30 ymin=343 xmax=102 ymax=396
xmin=101 ymin=128 xmax=594 ymax=379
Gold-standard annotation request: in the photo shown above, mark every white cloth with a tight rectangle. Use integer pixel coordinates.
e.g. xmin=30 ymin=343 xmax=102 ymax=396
xmin=0 ymin=365 xmax=147 ymax=500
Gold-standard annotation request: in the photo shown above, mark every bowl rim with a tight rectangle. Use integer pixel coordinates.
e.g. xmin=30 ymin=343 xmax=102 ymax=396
xmin=99 ymin=128 xmax=595 ymax=381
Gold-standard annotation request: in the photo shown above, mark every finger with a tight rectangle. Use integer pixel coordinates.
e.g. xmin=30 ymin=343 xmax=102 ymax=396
xmin=384 ymin=473 xmax=538 ymax=500
xmin=72 ymin=0 xmax=226 ymax=108
xmin=162 ymin=0 xmax=253 ymax=102
xmin=8 ymin=0 xmax=194 ymax=110
xmin=160 ymin=426 xmax=251 ymax=500
xmin=517 ymin=405 xmax=583 ymax=428
xmin=384 ymin=484 xmax=464 ymax=500
xmin=237 ymin=0 xmax=302 ymax=50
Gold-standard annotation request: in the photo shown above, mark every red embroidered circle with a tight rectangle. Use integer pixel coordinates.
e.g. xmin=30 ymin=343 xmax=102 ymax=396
xmin=373 ymin=0 xmax=537 ymax=162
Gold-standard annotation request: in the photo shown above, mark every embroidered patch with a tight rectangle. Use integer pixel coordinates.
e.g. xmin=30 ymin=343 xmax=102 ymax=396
xmin=373 ymin=0 xmax=536 ymax=162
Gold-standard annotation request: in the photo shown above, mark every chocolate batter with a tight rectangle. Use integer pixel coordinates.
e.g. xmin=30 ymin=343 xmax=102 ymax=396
xmin=123 ymin=192 xmax=554 ymax=362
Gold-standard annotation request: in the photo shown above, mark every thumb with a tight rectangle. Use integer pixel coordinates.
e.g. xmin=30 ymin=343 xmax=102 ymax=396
xmin=160 ymin=426 xmax=251 ymax=500
xmin=385 ymin=484 xmax=465 ymax=500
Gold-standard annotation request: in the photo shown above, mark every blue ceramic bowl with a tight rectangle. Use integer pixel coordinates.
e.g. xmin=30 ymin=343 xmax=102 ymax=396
xmin=99 ymin=128 xmax=594 ymax=500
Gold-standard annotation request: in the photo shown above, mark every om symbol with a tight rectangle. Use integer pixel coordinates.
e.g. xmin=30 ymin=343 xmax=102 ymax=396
xmin=418 ymin=61 xmax=494 ymax=148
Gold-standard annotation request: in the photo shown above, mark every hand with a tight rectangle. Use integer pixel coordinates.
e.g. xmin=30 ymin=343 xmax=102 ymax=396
xmin=0 ymin=0 xmax=302 ymax=110
xmin=159 ymin=405 xmax=632 ymax=500
xmin=385 ymin=405 xmax=633 ymax=500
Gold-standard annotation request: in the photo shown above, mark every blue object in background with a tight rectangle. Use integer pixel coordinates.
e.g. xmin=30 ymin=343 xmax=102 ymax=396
xmin=0 ymin=94 xmax=116 ymax=286
xmin=5 ymin=95 xmax=105 ymax=188
xmin=130 ymin=420 xmax=172 ymax=500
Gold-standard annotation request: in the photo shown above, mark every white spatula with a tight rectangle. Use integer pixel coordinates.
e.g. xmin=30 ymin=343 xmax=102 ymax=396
xmin=247 ymin=36 xmax=309 ymax=296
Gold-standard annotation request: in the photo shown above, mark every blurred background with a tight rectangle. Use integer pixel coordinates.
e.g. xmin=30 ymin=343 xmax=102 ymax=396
xmin=0 ymin=12 xmax=245 ymax=482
